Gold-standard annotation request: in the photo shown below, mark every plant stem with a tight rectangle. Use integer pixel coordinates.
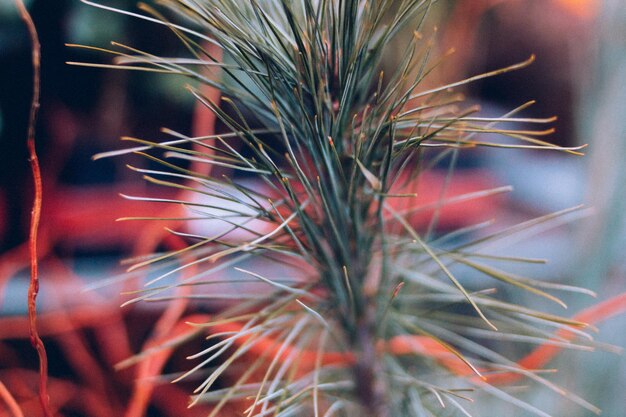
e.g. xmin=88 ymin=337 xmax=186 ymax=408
xmin=14 ymin=1 xmax=52 ymax=416
xmin=353 ymin=303 xmax=390 ymax=417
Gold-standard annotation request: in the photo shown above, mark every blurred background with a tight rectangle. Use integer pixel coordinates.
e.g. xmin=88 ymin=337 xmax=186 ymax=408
xmin=0 ymin=0 xmax=624 ymax=416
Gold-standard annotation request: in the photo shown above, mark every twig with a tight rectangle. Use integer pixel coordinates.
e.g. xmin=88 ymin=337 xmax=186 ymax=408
xmin=13 ymin=1 xmax=53 ymax=416
xmin=0 ymin=380 xmax=24 ymax=417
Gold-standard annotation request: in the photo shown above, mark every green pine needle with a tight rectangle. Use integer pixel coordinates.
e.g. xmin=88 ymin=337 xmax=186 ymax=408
xmin=77 ymin=1 xmax=595 ymax=415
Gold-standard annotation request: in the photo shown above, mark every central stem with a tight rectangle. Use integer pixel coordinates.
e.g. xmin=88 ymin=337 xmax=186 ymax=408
xmin=353 ymin=303 xmax=390 ymax=417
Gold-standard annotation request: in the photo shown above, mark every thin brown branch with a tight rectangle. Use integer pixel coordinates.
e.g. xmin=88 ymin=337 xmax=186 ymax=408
xmin=13 ymin=1 xmax=53 ymax=416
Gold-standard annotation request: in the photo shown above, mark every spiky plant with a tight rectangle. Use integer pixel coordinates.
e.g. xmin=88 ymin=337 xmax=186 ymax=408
xmin=74 ymin=0 xmax=598 ymax=416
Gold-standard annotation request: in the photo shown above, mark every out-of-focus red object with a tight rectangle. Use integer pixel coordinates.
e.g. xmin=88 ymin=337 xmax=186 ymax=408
xmin=389 ymin=169 xmax=504 ymax=230
xmin=555 ymin=0 xmax=599 ymax=18
xmin=44 ymin=184 xmax=179 ymax=250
